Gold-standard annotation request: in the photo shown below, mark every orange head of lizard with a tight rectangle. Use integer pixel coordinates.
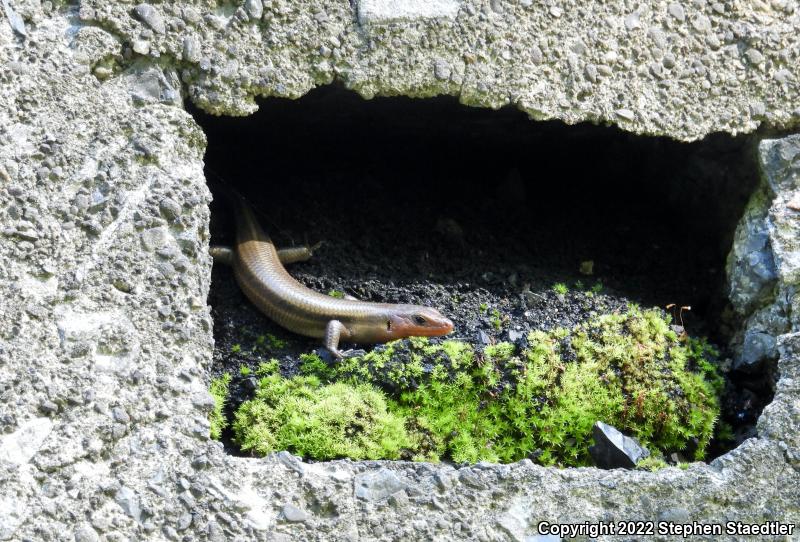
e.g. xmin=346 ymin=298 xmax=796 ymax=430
xmin=386 ymin=306 xmax=454 ymax=339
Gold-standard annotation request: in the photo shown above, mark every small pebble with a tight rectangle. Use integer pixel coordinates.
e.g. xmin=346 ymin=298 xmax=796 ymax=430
xmin=244 ymin=0 xmax=263 ymax=19
xmin=668 ymin=3 xmax=685 ymax=21
xmin=615 ymin=108 xmax=635 ymax=121
xmin=40 ymin=400 xmax=58 ymax=414
xmin=133 ymin=4 xmax=166 ymax=34
xmin=745 ymin=49 xmax=764 ymax=65
xmin=530 ymin=46 xmax=543 ymax=65
xmin=434 ymin=59 xmax=451 ymax=81
xmin=281 ymin=504 xmax=309 ymax=523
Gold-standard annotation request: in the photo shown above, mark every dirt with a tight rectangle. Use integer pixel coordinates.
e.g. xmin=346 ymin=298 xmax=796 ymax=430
xmin=193 ymin=86 xmax=772 ymax=461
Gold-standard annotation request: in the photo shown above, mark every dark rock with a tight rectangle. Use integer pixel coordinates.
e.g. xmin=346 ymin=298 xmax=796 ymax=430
xmin=734 ymin=331 xmax=777 ymax=373
xmin=343 ymin=348 xmax=367 ymax=359
xmin=316 ymin=348 xmax=336 ymax=364
xmin=242 ymin=376 xmax=257 ymax=392
xmin=589 ymin=421 xmax=649 ymax=469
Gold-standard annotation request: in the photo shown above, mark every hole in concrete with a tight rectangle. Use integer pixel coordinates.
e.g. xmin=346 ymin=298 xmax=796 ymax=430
xmin=190 ymin=86 xmax=774 ymax=465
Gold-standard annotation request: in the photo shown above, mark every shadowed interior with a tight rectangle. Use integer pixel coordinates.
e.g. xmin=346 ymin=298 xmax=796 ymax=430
xmin=189 ymin=85 xmax=769 ymax=459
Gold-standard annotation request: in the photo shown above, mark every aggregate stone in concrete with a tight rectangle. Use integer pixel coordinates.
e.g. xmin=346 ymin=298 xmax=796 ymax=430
xmin=0 ymin=2 xmax=799 ymax=541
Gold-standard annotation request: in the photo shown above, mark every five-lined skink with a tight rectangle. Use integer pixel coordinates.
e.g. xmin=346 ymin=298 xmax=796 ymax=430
xmin=210 ymin=189 xmax=454 ymax=357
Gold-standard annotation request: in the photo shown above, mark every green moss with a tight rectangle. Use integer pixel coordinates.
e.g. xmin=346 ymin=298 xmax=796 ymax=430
xmin=209 ymin=373 xmax=232 ymax=440
xmin=230 ymin=308 xmax=723 ymax=466
xmin=490 ymin=308 xmax=504 ymax=331
xmin=636 ymin=456 xmax=669 ymax=471
xmin=327 ymin=289 xmax=345 ymax=299
xmin=239 ymin=365 xmax=251 ymax=376
xmin=231 ymin=344 xmax=241 ymax=354
xmin=232 ymin=375 xmax=413 ymax=460
xmin=256 ymin=359 xmax=280 ymax=376
xmin=299 ymin=352 xmax=330 ymax=376
xmin=553 ymin=282 xmax=569 ymax=295
xmin=256 ymin=333 xmax=287 ymax=350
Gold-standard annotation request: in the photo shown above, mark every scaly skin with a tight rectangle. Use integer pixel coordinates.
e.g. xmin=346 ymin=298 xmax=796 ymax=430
xmin=211 ymin=191 xmax=454 ymax=357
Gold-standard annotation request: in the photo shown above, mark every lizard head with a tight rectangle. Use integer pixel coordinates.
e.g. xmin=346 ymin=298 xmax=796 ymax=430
xmin=386 ymin=306 xmax=454 ymax=339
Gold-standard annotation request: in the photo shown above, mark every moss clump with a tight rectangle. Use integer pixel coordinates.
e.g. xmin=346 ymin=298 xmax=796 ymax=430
xmin=209 ymin=373 xmax=232 ymax=440
xmin=553 ymin=282 xmax=569 ymax=295
xmin=255 ymin=333 xmax=287 ymax=350
xmin=636 ymin=456 xmax=669 ymax=471
xmin=490 ymin=308 xmax=505 ymax=331
xmin=230 ymin=308 xmax=722 ymax=466
xmin=232 ymin=369 xmax=413 ymax=460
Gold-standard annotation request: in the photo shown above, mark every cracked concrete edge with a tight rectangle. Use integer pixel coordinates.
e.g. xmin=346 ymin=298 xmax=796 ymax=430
xmin=725 ymin=134 xmax=799 ymax=376
xmin=65 ymin=0 xmax=800 ymax=141
xmin=0 ymin=3 xmax=798 ymax=542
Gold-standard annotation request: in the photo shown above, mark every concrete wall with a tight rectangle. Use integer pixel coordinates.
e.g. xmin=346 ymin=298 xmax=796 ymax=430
xmin=0 ymin=2 xmax=798 ymax=540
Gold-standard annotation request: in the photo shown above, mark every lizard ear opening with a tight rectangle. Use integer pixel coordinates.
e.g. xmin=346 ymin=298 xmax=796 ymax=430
xmin=386 ymin=320 xmax=392 ymax=331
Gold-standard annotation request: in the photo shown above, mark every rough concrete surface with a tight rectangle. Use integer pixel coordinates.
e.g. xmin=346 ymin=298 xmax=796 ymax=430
xmin=0 ymin=1 xmax=798 ymax=541
xmin=74 ymin=0 xmax=800 ymax=140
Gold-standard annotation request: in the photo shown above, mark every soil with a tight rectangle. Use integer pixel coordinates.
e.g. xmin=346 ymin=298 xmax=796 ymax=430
xmin=191 ymin=85 xmax=773 ymax=462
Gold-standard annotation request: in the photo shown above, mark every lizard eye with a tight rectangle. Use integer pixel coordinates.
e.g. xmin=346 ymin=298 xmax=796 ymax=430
xmin=386 ymin=320 xmax=392 ymax=331
xmin=413 ymin=315 xmax=427 ymax=326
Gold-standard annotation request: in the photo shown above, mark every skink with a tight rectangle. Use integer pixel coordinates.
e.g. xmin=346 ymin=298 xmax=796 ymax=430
xmin=210 ymin=189 xmax=454 ymax=357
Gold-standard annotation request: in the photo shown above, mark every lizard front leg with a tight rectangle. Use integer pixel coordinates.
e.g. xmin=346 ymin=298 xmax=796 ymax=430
xmin=324 ymin=319 xmax=350 ymax=359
